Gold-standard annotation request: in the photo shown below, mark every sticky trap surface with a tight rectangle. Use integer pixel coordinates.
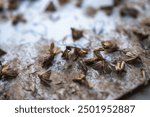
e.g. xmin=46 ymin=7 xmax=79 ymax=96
xmin=0 ymin=0 xmax=150 ymax=99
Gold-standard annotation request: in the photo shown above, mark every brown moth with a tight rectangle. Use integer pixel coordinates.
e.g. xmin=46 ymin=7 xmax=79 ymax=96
xmin=11 ymin=14 xmax=26 ymax=25
xmin=0 ymin=48 xmax=6 ymax=57
xmin=42 ymin=43 xmax=61 ymax=69
xmin=8 ymin=0 xmax=20 ymax=10
xmin=45 ymin=2 xmax=56 ymax=12
xmin=100 ymin=6 xmax=114 ymax=15
xmin=120 ymin=5 xmax=139 ymax=18
xmin=0 ymin=63 xmax=18 ymax=79
xmin=115 ymin=61 xmax=125 ymax=74
xmin=38 ymin=70 xmax=52 ymax=87
xmin=71 ymin=28 xmax=84 ymax=41
xmin=101 ymin=40 xmax=118 ymax=53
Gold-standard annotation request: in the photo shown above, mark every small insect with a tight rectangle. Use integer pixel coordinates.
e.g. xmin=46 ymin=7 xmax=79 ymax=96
xmin=0 ymin=48 xmax=6 ymax=57
xmin=62 ymin=46 xmax=88 ymax=60
xmin=93 ymin=48 xmax=105 ymax=60
xmin=100 ymin=6 xmax=114 ymax=16
xmin=0 ymin=63 xmax=18 ymax=80
xmin=38 ymin=70 xmax=52 ymax=87
xmin=101 ymin=40 xmax=118 ymax=53
xmin=124 ymin=51 xmax=142 ymax=64
xmin=84 ymin=57 xmax=100 ymax=66
xmin=45 ymin=2 xmax=56 ymax=12
xmin=11 ymin=14 xmax=26 ymax=25
xmin=58 ymin=0 xmax=69 ymax=5
xmin=71 ymin=28 xmax=84 ymax=41
xmin=74 ymin=47 xmax=88 ymax=57
xmin=8 ymin=0 xmax=19 ymax=10
xmin=120 ymin=5 xmax=139 ymax=18
xmin=115 ymin=61 xmax=125 ymax=74
xmin=72 ymin=73 xmax=90 ymax=87
xmin=42 ymin=43 xmax=61 ymax=69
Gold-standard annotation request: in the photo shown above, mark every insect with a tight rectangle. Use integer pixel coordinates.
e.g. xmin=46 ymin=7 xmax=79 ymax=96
xmin=115 ymin=61 xmax=125 ymax=74
xmin=93 ymin=48 xmax=105 ymax=60
xmin=45 ymin=2 xmax=56 ymax=12
xmin=8 ymin=0 xmax=20 ymax=10
xmin=72 ymin=73 xmax=90 ymax=88
xmin=101 ymin=40 xmax=118 ymax=53
xmin=42 ymin=43 xmax=61 ymax=69
xmin=38 ymin=70 xmax=52 ymax=87
xmin=11 ymin=14 xmax=26 ymax=25
xmin=100 ymin=6 xmax=114 ymax=16
xmin=120 ymin=5 xmax=139 ymax=18
xmin=124 ymin=51 xmax=142 ymax=64
xmin=71 ymin=28 xmax=84 ymax=41
xmin=0 ymin=62 xmax=18 ymax=80
xmin=62 ymin=46 xmax=88 ymax=60
xmin=0 ymin=48 xmax=6 ymax=57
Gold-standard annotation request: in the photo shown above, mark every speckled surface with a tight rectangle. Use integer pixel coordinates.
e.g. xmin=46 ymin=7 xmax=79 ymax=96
xmin=0 ymin=0 xmax=150 ymax=100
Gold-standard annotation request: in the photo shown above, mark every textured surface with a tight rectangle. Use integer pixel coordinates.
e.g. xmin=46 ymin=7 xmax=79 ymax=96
xmin=0 ymin=0 xmax=150 ymax=100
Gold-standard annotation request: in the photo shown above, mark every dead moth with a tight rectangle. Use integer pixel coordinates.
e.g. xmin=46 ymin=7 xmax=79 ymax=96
xmin=100 ymin=6 xmax=114 ymax=16
xmin=123 ymin=51 xmax=142 ymax=65
xmin=38 ymin=70 xmax=52 ymax=87
xmin=42 ymin=42 xmax=61 ymax=69
xmin=91 ymin=60 xmax=112 ymax=74
xmin=58 ymin=0 xmax=69 ymax=5
xmin=62 ymin=46 xmax=88 ymax=60
xmin=84 ymin=57 xmax=112 ymax=74
xmin=71 ymin=28 xmax=84 ymax=41
xmin=0 ymin=48 xmax=6 ymax=57
xmin=120 ymin=5 xmax=139 ymax=18
xmin=61 ymin=46 xmax=77 ymax=60
xmin=93 ymin=48 xmax=105 ymax=60
xmin=45 ymin=2 xmax=56 ymax=12
xmin=74 ymin=47 xmax=88 ymax=57
xmin=72 ymin=73 xmax=90 ymax=88
xmin=0 ymin=63 xmax=18 ymax=80
xmin=78 ymin=60 xmax=88 ymax=75
xmin=101 ymin=40 xmax=118 ymax=53
xmin=8 ymin=0 xmax=20 ymax=10
xmin=11 ymin=14 xmax=26 ymax=25
xmin=115 ymin=61 xmax=125 ymax=74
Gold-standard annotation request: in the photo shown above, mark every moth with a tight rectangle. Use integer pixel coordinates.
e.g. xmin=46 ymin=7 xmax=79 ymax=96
xmin=45 ymin=2 xmax=56 ymax=12
xmin=71 ymin=28 xmax=84 ymax=41
xmin=11 ymin=14 xmax=26 ymax=25
xmin=42 ymin=42 xmax=61 ymax=69
xmin=100 ymin=6 xmax=114 ymax=16
xmin=0 ymin=48 xmax=6 ymax=57
xmin=115 ymin=61 xmax=125 ymax=74
xmin=8 ymin=0 xmax=20 ymax=10
xmin=120 ymin=5 xmax=139 ymax=18
xmin=101 ymin=40 xmax=118 ymax=53
xmin=0 ymin=62 xmax=18 ymax=80
xmin=38 ymin=70 xmax=52 ymax=87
